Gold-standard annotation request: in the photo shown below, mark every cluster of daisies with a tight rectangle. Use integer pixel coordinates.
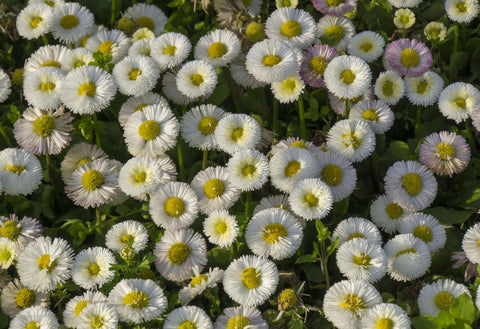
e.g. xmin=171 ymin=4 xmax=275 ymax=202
xmin=0 ymin=0 xmax=479 ymax=328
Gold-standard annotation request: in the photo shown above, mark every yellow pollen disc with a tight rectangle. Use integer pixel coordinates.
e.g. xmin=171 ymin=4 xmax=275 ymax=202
xmin=396 ymin=247 xmax=416 ymax=257
xmin=242 ymin=164 xmax=256 ymax=177
xmin=81 ymin=169 xmax=104 ymax=191
xmin=39 ymin=82 xmax=55 ymax=91
xmin=60 ymin=14 xmax=79 ymax=29
xmin=163 ymin=45 xmax=176 ymax=55
xmin=5 ymin=165 xmax=27 ymax=175
xmin=178 ymin=321 xmax=197 ymax=329
xmin=122 ymin=290 xmax=150 ymax=308
xmin=262 ymin=55 xmax=282 ymax=67
xmin=167 ymin=242 xmax=191 ymax=265
xmin=91 ymin=316 xmax=104 ymax=329
xmin=78 ymin=82 xmax=96 ymax=97
xmin=30 ymin=16 xmax=43 ymax=28
xmin=75 ymin=60 xmax=86 ymax=68
xmin=245 ymin=22 xmax=266 ymax=43
xmin=290 ymin=141 xmax=308 ymax=149
xmin=243 ymin=0 xmax=252 ymax=5
xmin=278 ymin=288 xmax=298 ymax=310
xmin=457 ymin=1 xmax=467 ymax=12
xmin=343 ymin=132 xmax=362 ymax=149
xmin=382 ymin=80 xmax=394 ymax=96
xmin=0 ymin=249 xmax=11 ymax=261
xmin=226 ymin=315 xmax=252 ymax=329
xmin=129 ymin=68 xmax=142 ymax=80
xmin=241 ymin=267 xmax=261 ymax=289
xmin=76 ymin=158 xmax=92 ymax=169
xmin=400 ymin=48 xmax=420 ymax=68
xmin=80 ymin=35 xmax=91 ymax=47
xmin=134 ymin=171 xmax=147 ymax=183
xmin=121 ymin=234 xmax=134 ymax=244
xmin=208 ymin=42 xmax=228 ymax=58
xmin=262 ymin=223 xmax=287 ymax=244
xmin=325 ymin=25 xmax=344 ymax=44
xmin=164 ymin=197 xmax=185 ymax=217
xmin=304 ymin=193 xmax=319 ymax=207
xmin=400 ymin=15 xmax=410 ymax=24
xmin=280 ymin=20 xmax=302 ymax=37
xmin=231 ymin=127 xmax=244 ymax=141
xmin=340 ymin=69 xmax=356 ymax=84
xmin=434 ymin=291 xmax=455 ymax=310
xmin=37 ymin=254 xmax=57 ymax=272
xmin=88 ymin=262 xmax=101 ymax=275
xmin=435 ymin=142 xmax=456 ymax=160
xmin=15 ymin=288 xmax=35 ymax=309
xmin=0 ymin=220 xmax=21 ymax=240
xmin=416 ymin=80 xmax=428 ymax=94
xmin=197 ymin=116 xmax=218 ymax=135
xmin=326 ymin=0 xmax=344 ymax=6
xmin=339 ymin=294 xmax=367 ymax=313
xmin=41 ymin=60 xmax=61 ymax=68
xmin=352 ymin=253 xmax=371 ymax=266
xmin=134 ymin=103 xmax=149 ymax=112
xmin=360 ymin=42 xmax=373 ymax=52
xmin=285 ymin=160 xmax=301 ymax=177
xmin=138 ymin=120 xmax=161 ymax=141
xmin=376 ymin=318 xmax=394 ymax=329
xmin=283 ymin=78 xmax=297 ymax=90
xmin=191 ymin=73 xmax=204 ymax=86
xmin=385 ymin=203 xmax=403 ymax=219
xmin=75 ymin=300 xmax=89 ymax=316
xmin=190 ymin=274 xmax=208 ymax=287
xmin=25 ymin=321 xmax=40 ymax=329
xmin=216 ymin=221 xmax=227 ymax=234
xmin=401 ymin=173 xmax=423 ymax=196
xmin=362 ymin=109 xmax=379 ymax=121
xmin=348 ymin=232 xmax=365 ymax=240
xmin=204 ymin=178 xmax=225 ymax=198
xmin=455 ymin=97 xmax=466 ymax=109
xmin=309 ymin=56 xmax=328 ymax=75
xmin=32 ymin=115 xmax=55 ymax=137
xmin=98 ymin=40 xmax=114 ymax=55
xmin=45 ymin=0 xmax=54 ymax=6
xmin=136 ymin=16 xmax=155 ymax=30
xmin=321 ymin=164 xmax=343 ymax=186
xmin=413 ymin=225 xmax=433 ymax=242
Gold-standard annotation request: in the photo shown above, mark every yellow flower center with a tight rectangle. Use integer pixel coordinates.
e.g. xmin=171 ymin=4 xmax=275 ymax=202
xmin=168 ymin=242 xmax=191 ymax=265
xmin=25 ymin=322 xmax=40 ymax=329
xmin=37 ymin=254 xmax=57 ymax=272
xmin=278 ymin=288 xmax=298 ymax=310
xmin=164 ymin=197 xmax=185 ymax=217
xmin=435 ymin=142 xmax=456 ymax=160
xmin=456 ymin=1 xmax=467 ymax=12
xmin=343 ymin=132 xmax=362 ymax=148
xmin=163 ymin=45 xmax=176 ymax=55
xmin=362 ymin=109 xmax=379 ymax=121
xmin=284 ymin=160 xmax=301 ymax=177
xmin=400 ymin=48 xmax=420 ymax=68
xmin=75 ymin=300 xmax=89 ymax=317
xmin=204 ymin=178 xmax=225 ymax=198
xmin=0 ymin=249 xmax=11 ymax=261
xmin=197 ymin=116 xmax=218 ymax=135
xmin=75 ymin=60 xmax=86 ymax=68
xmin=242 ymin=164 xmax=257 ymax=177
xmin=376 ymin=318 xmax=394 ymax=329
xmin=60 ymin=14 xmax=79 ymax=29
xmin=129 ymin=68 xmax=142 ymax=80
xmin=262 ymin=223 xmax=287 ymax=244
xmin=326 ymin=0 xmax=344 ymax=6
xmin=80 ymin=34 xmax=91 ymax=47
xmin=76 ymin=158 xmax=92 ymax=169
xmin=91 ymin=316 xmax=103 ymax=329
xmin=45 ymin=0 xmax=54 ymax=6
xmin=400 ymin=15 xmax=410 ymax=24
xmin=81 ymin=169 xmax=104 ymax=191
xmin=208 ymin=42 xmax=228 ymax=58
xmin=280 ymin=20 xmax=302 ymax=37
xmin=416 ymin=80 xmax=428 ymax=94
xmin=121 ymin=233 xmax=134 ymax=244
xmin=401 ymin=173 xmax=423 ymax=196
xmin=0 ymin=220 xmax=21 ymax=240
xmin=434 ymin=291 xmax=455 ymax=310
xmin=321 ymin=164 xmax=343 ymax=186
xmin=396 ymin=248 xmax=416 ymax=257
xmin=241 ymin=267 xmax=261 ymax=289
xmin=190 ymin=274 xmax=208 ymax=287
xmin=245 ymin=22 xmax=266 ymax=43
xmin=41 ymin=60 xmax=61 ymax=68
xmin=15 ymin=288 xmax=35 ymax=309
xmin=360 ymin=42 xmax=373 ymax=52
xmin=352 ymin=253 xmax=371 ymax=266
xmin=290 ymin=141 xmax=308 ymax=149
xmin=262 ymin=55 xmax=282 ymax=67
xmin=78 ymin=82 xmax=96 ymax=97
xmin=134 ymin=103 xmax=148 ymax=112
xmin=243 ymin=0 xmax=252 ymax=5
xmin=325 ymin=25 xmax=344 ymax=44
xmin=30 ymin=16 xmax=43 ymax=28
xmin=385 ymin=203 xmax=403 ymax=219
xmin=231 ymin=127 xmax=244 ymax=141
xmin=216 ymin=221 xmax=227 ymax=234
xmin=283 ymin=78 xmax=297 ymax=91
xmin=88 ymin=263 xmax=101 ymax=275
xmin=98 ymin=40 xmax=114 ymax=55
xmin=340 ymin=69 xmax=356 ymax=84
xmin=136 ymin=16 xmax=155 ymax=30
xmin=5 ymin=165 xmax=26 ymax=175
xmin=179 ymin=321 xmax=197 ymax=329
xmin=455 ymin=97 xmax=466 ymax=109
xmin=191 ymin=73 xmax=204 ymax=86
xmin=134 ymin=171 xmax=147 ymax=183
xmin=309 ymin=56 xmax=328 ymax=75
xmin=348 ymin=232 xmax=365 ymax=240
xmin=413 ymin=225 xmax=433 ymax=242
xmin=123 ymin=290 xmax=150 ymax=308
xmin=382 ymin=80 xmax=394 ymax=96
xmin=39 ymin=82 xmax=55 ymax=91
xmin=339 ymin=293 xmax=367 ymax=313
xmin=226 ymin=315 xmax=252 ymax=329
xmin=138 ymin=120 xmax=160 ymax=141
xmin=304 ymin=193 xmax=319 ymax=207
xmin=32 ymin=115 xmax=55 ymax=137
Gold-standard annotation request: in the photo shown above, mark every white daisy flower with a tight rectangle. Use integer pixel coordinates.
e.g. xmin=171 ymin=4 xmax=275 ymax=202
xmin=226 ymin=149 xmax=269 ymax=191
xmin=359 ymin=303 xmax=411 ymax=329
xmin=332 ymin=217 xmax=383 ymax=247
xmin=50 ymin=2 xmax=94 ymax=44
xmin=215 ymin=114 xmax=261 ymax=155
xmin=60 ymin=47 xmax=94 ymax=70
xmin=438 ymin=82 xmax=480 ymax=123
xmin=0 ymin=215 xmax=42 ymax=253
xmin=60 ymin=142 xmax=107 ymax=182
xmin=194 ymin=29 xmax=241 ymax=67
xmin=246 ymin=208 xmax=303 ymax=260
xmin=271 ymin=74 xmax=305 ymax=103
xmin=84 ymin=29 xmax=131 ymax=64
xmin=154 ymin=228 xmax=207 ymax=282
xmin=176 ymin=59 xmax=218 ymax=99
xmin=288 ymin=178 xmax=333 ymax=220
xmin=387 ymin=0 xmax=422 ymax=7
xmin=105 ymin=220 xmax=148 ymax=253
xmin=349 ymin=99 xmax=394 ymax=134
xmin=63 ymin=291 xmax=107 ymax=329
xmin=203 ymin=210 xmax=239 ymax=247
xmin=384 ymin=233 xmax=431 ymax=281
xmin=24 ymin=44 xmax=71 ymax=74
xmin=223 ymin=255 xmax=279 ymax=307
xmin=316 ymin=151 xmax=356 ymax=202
xmin=17 ymin=236 xmax=74 ymax=292
xmin=418 ymin=279 xmax=470 ymax=317
xmin=23 ymin=66 xmax=64 ymax=110
xmin=112 ymin=55 xmax=160 ymax=97
xmin=16 ymin=3 xmax=53 ymax=40
xmin=0 ymin=69 xmax=11 ymax=103
xmin=162 ymin=71 xmax=196 ymax=106
xmin=10 ymin=306 xmax=59 ymax=329
xmin=374 ymin=70 xmax=405 ymax=105
xmin=405 ymin=71 xmax=444 ymax=107
xmin=445 ymin=0 xmax=479 ymax=23
xmin=61 ymin=65 xmax=116 ymax=115
xmin=151 ymin=32 xmax=192 ymax=71
xmin=424 ymin=21 xmax=447 ymax=42
xmin=77 ymin=303 xmax=118 ymax=329
xmin=71 ymin=247 xmax=116 ymax=290
xmin=324 ymin=55 xmax=371 ymax=100
xmin=245 ymin=39 xmax=300 ymax=84
xmin=269 ymin=137 xmax=320 ymax=157
xmin=229 ymin=53 xmax=268 ymax=89
xmin=336 ymin=238 xmax=387 ymax=283
xmin=215 ymin=306 xmax=268 ymax=329
xmin=323 ymin=280 xmax=382 ymax=329
xmin=128 ymin=37 xmax=154 ymax=58
xmin=328 ymin=88 xmax=375 ymax=117
xmin=347 ymin=31 xmax=385 ymax=63
xmin=124 ymin=3 xmax=167 ymax=35
xmin=29 ymin=0 xmax=64 ymax=6
xmin=0 ymin=237 xmax=16 ymax=269
xmin=108 ymin=279 xmax=168 ymax=324
xmin=370 ymin=194 xmax=412 ymax=234
xmin=118 ymin=92 xmax=170 ymax=129
xmin=394 ymin=8 xmax=416 ymax=29
xmin=0 ymin=148 xmax=43 ymax=196
xmin=0 ymin=279 xmax=49 ymax=318
xmin=462 ymin=223 xmax=480 ymax=264
xmin=123 ymin=104 xmax=179 ymax=157
xmin=399 ymin=213 xmax=446 ymax=253
xmin=163 ymin=306 xmax=213 ymax=329
xmin=179 ymin=267 xmax=224 ymax=305
xmin=253 ymin=194 xmax=296 ymax=216
xmin=317 ymin=15 xmax=356 ymax=51
xmin=384 ymin=160 xmax=438 ymax=212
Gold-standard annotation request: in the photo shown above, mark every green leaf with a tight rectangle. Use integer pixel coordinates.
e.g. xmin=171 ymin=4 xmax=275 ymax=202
xmin=412 ymin=316 xmax=440 ymax=329
xmin=436 ymin=310 xmax=456 ymax=327
xmin=449 ymin=293 xmax=476 ymax=324
xmin=423 ymin=207 xmax=473 ymax=225
xmin=389 ymin=140 xmax=411 ymax=161
xmin=333 ymin=197 xmax=349 ymax=218
xmin=167 ymin=0 xmax=186 ymax=7
xmin=302 ymin=263 xmax=324 ymax=283
xmin=295 ymin=254 xmax=319 ymax=264
xmin=448 ymin=51 xmax=469 ymax=81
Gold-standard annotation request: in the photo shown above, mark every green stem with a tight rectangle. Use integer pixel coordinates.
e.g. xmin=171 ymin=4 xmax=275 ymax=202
xmin=92 ymin=113 xmax=102 ymax=149
xmin=273 ymin=98 xmax=279 ymax=136
xmin=345 ymin=99 xmax=350 ymax=118
xmin=415 ymin=106 xmax=422 ymax=138
xmin=244 ymin=191 xmax=252 ymax=219
xmin=461 ymin=22 xmax=466 ymax=50
xmin=202 ymin=149 xmax=208 ymax=170
xmin=110 ymin=0 xmax=116 ymax=28
xmin=232 ymin=240 xmax=239 ymax=258
xmin=320 ymin=240 xmax=330 ymax=289
xmin=298 ymin=96 xmax=306 ymax=140
xmin=42 ymin=34 xmax=49 ymax=45
xmin=465 ymin=119 xmax=477 ymax=153
xmin=96 ymin=207 xmax=102 ymax=227
xmin=226 ymin=72 xmax=241 ymax=113
xmin=402 ymin=28 xmax=406 ymax=38
xmin=0 ymin=124 xmax=12 ymax=147
xmin=177 ymin=140 xmax=185 ymax=182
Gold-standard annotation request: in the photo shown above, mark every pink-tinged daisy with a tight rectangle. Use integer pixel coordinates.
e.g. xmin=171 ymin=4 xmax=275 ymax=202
xmin=312 ymin=0 xmax=357 ymax=16
xmin=419 ymin=131 xmax=471 ymax=176
xmin=384 ymin=38 xmax=432 ymax=77
xmin=300 ymin=44 xmax=339 ymax=88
